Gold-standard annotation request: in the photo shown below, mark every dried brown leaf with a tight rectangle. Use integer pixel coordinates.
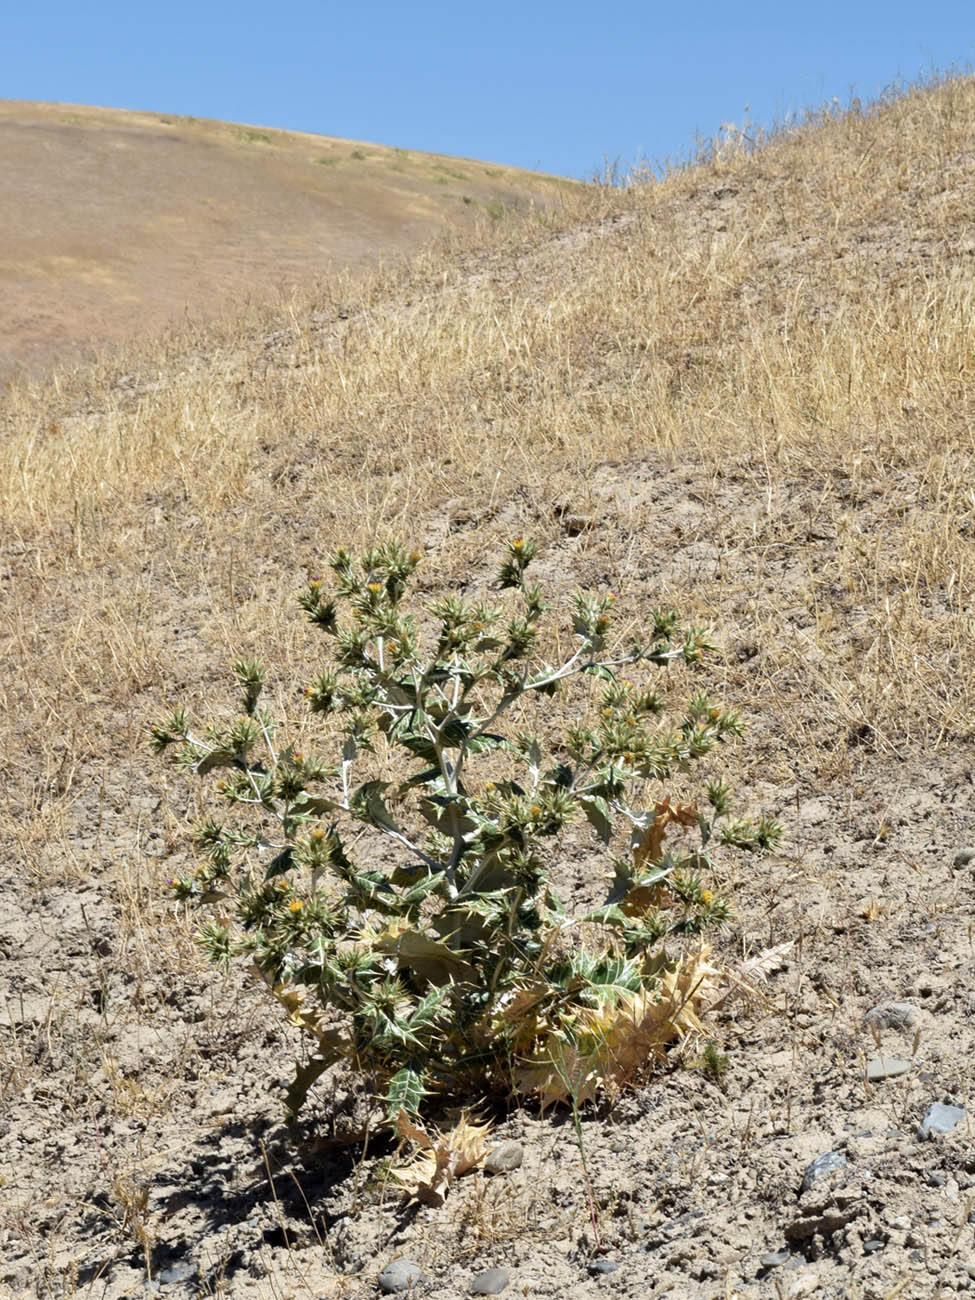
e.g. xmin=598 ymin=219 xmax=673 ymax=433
xmin=390 ymin=1111 xmax=493 ymax=1202
xmin=632 ymin=796 xmax=699 ymax=872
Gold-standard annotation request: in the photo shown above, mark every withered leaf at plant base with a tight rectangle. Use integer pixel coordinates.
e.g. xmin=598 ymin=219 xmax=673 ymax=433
xmin=515 ymin=945 xmax=719 ymax=1110
xmin=390 ymin=1110 xmax=493 ymax=1203
xmin=632 ymin=796 xmax=699 ymax=871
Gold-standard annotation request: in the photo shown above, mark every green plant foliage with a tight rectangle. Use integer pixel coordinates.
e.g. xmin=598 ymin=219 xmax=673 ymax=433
xmin=701 ymin=1040 xmax=730 ymax=1085
xmin=152 ymin=539 xmax=781 ymax=1126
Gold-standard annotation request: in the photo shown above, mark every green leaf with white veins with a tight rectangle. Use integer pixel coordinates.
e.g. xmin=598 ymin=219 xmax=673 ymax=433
xmin=418 ymin=796 xmax=477 ymax=836
xmin=385 ymin=1066 xmax=428 ymax=1122
xmin=579 ymin=795 xmax=613 ymax=844
xmin=373 ymin=929 xmax=476 ymax=985
xmin=350 ymin=780 xmax=401 ymax=832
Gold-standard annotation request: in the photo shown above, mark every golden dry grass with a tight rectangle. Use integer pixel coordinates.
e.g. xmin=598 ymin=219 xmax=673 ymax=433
xmin=3 ymin=76 xmax=973 ymax=768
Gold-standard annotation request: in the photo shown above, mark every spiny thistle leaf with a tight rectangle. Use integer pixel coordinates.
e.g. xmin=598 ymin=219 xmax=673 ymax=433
xmin=579 ymin=794 xmax=613 ymax=844
xmin=385 ymin=1067 xmax=428 ymax=1122
xmin=372 ymin=924 xmax=477 ymax=986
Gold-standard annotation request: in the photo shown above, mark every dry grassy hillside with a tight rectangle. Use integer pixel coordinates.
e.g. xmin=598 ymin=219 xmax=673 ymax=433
xmin=0 ymin=100 xmax=571 ymax=382
xmin=2 ymin=77 xmax=975 ymax=1299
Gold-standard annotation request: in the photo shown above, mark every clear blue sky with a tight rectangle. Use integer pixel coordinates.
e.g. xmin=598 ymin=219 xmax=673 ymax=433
xmin=3 ymin=2 xmax=973 ymax=178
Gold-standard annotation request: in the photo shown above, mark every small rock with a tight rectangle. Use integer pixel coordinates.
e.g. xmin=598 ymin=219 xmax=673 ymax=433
xmin=866 ymin=1056 xmax=912 ymax=1082
xmin=158 ymin=1262 xmax=195 ymax=1284
xmin=788 ymin=1275 xmax=820 ymax=1297
xmin=863 ymin=1239 xmax=886 ymax=1253
xmin=484 ymin=1141 xmax=523 ymax=1174
xmin=889 ymin=1215 xmax=911 ymax=1231
xmin=587 ymin=1259 xmax=620 ymax=1275
xmin=864 ymin=1002 xmax=919 ymax=1029
xmin=560 ymin=512 xmax=595 ymax=536
xmin=378 ymin=1259 xmax=424 ymax=1293
xmin=801 ymin=1150 xmax=848 ymax=1192
xmin=471 ymin=1267 xmax=510 ymax=1295
xmin=206 ymin=1088 xmax=237 ymax=1117
xmin=919 ymin=1103 xmax=966 ymax=1138
xmin=952 ymin=848 xmax=975 ymax=867
xmin=760 ymin=1249 xmax=791 ymax=1269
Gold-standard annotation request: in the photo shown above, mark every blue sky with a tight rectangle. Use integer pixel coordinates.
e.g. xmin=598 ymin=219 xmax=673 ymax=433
xmin=3 ymin=2 xmax=973 ymax=178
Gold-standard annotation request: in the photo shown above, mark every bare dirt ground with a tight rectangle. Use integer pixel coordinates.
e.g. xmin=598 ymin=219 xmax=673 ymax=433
xmin=0 ymin=101 xmax=570 ymax=383
xmin=1 ymin=78 xmax=974 ymax=1299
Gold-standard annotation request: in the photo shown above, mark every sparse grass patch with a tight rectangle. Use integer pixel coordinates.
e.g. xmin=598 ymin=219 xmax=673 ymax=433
xmin=233 ymin=126 xmax=273 ymax=145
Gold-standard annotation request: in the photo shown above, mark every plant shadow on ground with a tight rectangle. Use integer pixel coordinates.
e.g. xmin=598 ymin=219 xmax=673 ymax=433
xmin=68 ymin=1114 xmax=407 ymax=1295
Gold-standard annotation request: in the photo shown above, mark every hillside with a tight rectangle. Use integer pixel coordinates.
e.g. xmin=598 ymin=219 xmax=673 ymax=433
xmin=2 ymin=77 xmax=975 ymax=1299
xmin=0 ymin=100 xmax=571 ymax=382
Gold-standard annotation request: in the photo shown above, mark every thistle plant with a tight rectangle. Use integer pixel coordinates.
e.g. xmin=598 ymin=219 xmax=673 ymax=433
xmin=151 ymin=539 xmax=781 ymax=1127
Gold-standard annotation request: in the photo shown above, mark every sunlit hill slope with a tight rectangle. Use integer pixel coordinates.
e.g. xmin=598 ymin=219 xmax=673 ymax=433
xmin=0 ymin=100 xmax=572 ymax=381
